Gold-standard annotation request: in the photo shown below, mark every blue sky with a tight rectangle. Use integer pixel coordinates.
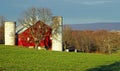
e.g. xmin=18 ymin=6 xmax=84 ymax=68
xmin=0 ymin=0 xmax=120 ymax=24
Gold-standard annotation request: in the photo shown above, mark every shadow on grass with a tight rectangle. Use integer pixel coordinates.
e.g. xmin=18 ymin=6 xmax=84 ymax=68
xmin=86 ymin=61 xmax=120 ymax=71
xmin=0 ymin=67 xmax=6 ymax=71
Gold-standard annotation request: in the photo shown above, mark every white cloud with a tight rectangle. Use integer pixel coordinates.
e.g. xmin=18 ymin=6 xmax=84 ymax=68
xmin=82 ymin=1 xmax=113 ymax=5
xmin=62 ymin=0 xmax=114 ymax=6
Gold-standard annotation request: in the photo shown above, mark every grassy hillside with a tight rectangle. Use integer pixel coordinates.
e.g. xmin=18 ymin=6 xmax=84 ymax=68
xmin=0 ymin=45 xmax=120 ymax=71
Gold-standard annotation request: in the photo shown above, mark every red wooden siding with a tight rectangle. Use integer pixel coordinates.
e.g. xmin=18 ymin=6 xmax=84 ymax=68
xmin=17 ymin=21 xmax=52 ymax=49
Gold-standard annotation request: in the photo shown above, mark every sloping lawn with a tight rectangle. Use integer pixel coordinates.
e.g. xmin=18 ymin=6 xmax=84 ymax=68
xmin=0 ymin=45 xmax=120 ymax=71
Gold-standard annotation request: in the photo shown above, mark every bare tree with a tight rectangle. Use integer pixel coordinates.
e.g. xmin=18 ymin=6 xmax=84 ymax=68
xmin=0 ymin=16 xmax=5 ymax=26
xmin=18 ymin=7 xmax=52 ymax=49
xmin=0 ymin=16 xmax=6 ymax=44
xmin=62 ymin=25 xmax=73 ymax=50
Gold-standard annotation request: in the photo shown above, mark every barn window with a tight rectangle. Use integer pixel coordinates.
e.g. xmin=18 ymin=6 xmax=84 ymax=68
xmin=39 ymin=25 xmax=41 ymax=28
xmin=45 ymin=29 xmax=48 ymax=32
xmin=50 ymin=37 xmax=52 ymax=39
xmin=27 ymin=37 xmax=30 ymax=41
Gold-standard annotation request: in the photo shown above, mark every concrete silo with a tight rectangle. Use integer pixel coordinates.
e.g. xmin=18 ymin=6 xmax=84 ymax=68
xmin=52 ymin=16 xmax=63 ymax=51
xmin=4 ymin=22 xmax=16 ymax=45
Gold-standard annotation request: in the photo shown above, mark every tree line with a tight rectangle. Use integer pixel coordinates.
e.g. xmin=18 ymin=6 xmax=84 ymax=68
xmin=63 ymin=26 xmax=120 ymax=54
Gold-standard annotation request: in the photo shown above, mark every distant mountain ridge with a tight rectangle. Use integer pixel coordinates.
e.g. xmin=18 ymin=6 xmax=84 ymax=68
xmin=66 ymin=22 xmax=120 ymax=31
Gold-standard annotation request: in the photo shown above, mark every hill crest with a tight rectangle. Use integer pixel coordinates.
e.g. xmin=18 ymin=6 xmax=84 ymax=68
xmin=66 ymin=22 xmax=120 ymax=31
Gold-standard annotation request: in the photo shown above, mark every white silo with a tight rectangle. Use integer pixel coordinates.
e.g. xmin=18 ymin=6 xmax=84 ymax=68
xmin=52 ymin=16 xmax=63 ymax=51
xmin=5 ymin=22 xmax=16 ymax=45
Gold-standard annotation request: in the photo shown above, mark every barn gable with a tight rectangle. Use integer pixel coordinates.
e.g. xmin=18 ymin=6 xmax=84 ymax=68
xmin=16 ymin=21 xmax=52 ymax=50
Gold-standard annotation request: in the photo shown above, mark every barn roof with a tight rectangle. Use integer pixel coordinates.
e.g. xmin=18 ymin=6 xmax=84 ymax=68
xmin=16 ymin=24 xmax=26 ymax=34
xmin=16 ymin=20 xmax=51 ymax=34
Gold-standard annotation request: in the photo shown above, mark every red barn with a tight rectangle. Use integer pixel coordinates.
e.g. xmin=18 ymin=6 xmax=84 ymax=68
xmin=16 ymin=21 xmax=52 ymax=50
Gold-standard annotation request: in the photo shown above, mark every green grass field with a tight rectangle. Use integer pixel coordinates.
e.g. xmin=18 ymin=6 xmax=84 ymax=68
xmin=0 ymin=45 xmax=120 ymax=71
